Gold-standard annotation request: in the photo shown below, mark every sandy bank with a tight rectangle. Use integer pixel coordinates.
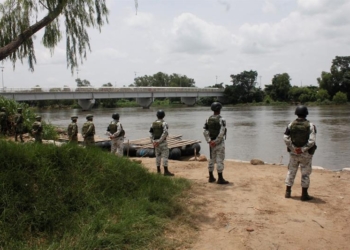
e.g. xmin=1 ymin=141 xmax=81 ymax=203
xmin=138 ymin=157 xmax=350 ymax=250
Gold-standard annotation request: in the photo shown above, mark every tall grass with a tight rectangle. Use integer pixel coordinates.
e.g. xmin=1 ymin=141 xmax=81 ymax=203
xmin=0 ymin=141 xmax=191 ymax=249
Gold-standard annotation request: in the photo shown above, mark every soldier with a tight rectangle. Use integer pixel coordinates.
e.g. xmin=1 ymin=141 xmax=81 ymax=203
xmin=150 ymin=110 xmax=174 ymax=176
xmin=14 ymin=108 xmax=24 ymax=142
xmin=31 ymin=116 xmax=43 ymax=143
xmin=82 ymin=114 xmax=95 ymax=146
xmin=284 ymin=105 xmax=317 ymax=201
xmin=106 ymin=113 xmax=125 ymax=156
xmin=67 ymin=115 xmax=78 ymax=143
xmin=203 ymin=102 xmax=229 ymax=184
xmin=0 ymin=107 xmax=7 ymax=135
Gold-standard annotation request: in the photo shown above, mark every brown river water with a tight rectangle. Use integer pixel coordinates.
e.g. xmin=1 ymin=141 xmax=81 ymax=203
xmin=38 ymin=105 xmax=350 ymax=171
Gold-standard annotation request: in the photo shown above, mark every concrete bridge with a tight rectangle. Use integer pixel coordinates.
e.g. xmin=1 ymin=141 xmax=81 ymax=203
xmin=0 ymin=87 xmax=225 ymax=110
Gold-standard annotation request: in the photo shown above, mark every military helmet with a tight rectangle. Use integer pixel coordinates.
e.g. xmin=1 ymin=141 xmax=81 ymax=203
xmin=211 ymin=102 xmax=222 ymax=112
xmin=112 ymin=113 xmax=120 ymax=120
xmin=295 ymin=105 xmax=308 ymax=117
xmin=35 ymin=116 xmax=41 ymax=121
xmin=156 ymin=110 xmax=165 ymax=119
xmin=71 ymin=115 xmax=78 ymax=120
xmin=86 ymin=114 xmax=93 ymax=119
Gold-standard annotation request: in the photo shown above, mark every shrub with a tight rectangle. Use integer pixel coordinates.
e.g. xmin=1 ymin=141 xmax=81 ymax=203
xmin=332 ymin=91 xmax=348 ymax=104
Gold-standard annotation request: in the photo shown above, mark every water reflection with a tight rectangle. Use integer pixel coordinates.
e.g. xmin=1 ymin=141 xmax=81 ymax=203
xmin=38 ymin=105 xmax=350 ymax=170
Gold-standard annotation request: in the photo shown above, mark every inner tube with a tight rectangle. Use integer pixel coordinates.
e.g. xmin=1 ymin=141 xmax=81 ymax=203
xmin=169 ymin=147 xmax=181 ymax=160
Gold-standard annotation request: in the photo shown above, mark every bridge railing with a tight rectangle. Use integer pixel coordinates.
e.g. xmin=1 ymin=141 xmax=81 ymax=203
xmin=1 ymin=87 xmax=224 ymax=93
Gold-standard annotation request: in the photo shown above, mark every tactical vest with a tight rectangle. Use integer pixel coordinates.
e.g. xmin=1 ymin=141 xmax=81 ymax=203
xmin=15 ymin=114 xmax=23 ymax=124
xmin=67 ymin=123 xmax=77 ymax=136
xmin=108 ymin=121 xmax=125 ymax=138
xmin=207 ymin=115 xmax=221 ymax=140
xmin=152 ymin=120 xmax=163 ymax=139
xmin=290 ymin=119 xmax=310 ymax=147
xmin=82 ymin=122 xmax=94 ymax=137
xmin=32 ymin=122 xmax=42 ymax=132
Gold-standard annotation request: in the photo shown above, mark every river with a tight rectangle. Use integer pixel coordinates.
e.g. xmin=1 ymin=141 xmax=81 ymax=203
xmin=38 ymin=105 xmax=350 ymax=171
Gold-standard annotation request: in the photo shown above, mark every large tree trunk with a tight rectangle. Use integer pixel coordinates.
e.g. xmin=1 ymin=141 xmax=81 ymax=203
xmin=0 ymin=0 xmax=67 ymax=61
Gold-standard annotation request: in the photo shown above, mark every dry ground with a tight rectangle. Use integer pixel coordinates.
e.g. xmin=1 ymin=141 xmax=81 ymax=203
xmin=138 ymin=157 xmax=350 ymax=250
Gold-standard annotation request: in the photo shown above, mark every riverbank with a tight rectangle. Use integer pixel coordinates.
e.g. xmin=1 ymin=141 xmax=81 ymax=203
xmin=138 ymin=157 xmax=350 ymax=250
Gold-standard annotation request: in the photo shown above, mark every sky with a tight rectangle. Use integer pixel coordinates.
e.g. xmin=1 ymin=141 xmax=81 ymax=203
xmin=1 ymin=0 xmax=350 ymax=90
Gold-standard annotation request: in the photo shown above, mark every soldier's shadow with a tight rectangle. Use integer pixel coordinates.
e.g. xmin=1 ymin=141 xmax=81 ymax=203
xmin=290 ymin=196 xmax=326 ymax=204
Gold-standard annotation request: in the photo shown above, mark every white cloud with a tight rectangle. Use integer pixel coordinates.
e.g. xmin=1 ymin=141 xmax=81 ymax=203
xmin=123 ymin=11 xmax=154 ymax=29
xmin=169 ymin=13 xmax=232 ymax=55
xmin=263 ymin=0 xmax=278 ymax=14
xmin=217 ymin=0 xmax=231 ymax=11
xmin=94 ymin=48 xmax=128 ymax=59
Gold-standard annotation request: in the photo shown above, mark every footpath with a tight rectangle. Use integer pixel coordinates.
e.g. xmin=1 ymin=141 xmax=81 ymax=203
xmin=139 ymin=157 xmax=350 ymax=250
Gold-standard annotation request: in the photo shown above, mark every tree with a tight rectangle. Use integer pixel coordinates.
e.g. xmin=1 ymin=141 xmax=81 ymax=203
xmin=318 ymin=56 xmax=350 ymax=100
xmin=229 ymin=70 xmax=258 ymax=103
xmin=315 ymin=89 xmax=330 ymax=102
xmin=0 ymin=0 xmax=109 ymax=72
xmin=102 ymin=82 xmax=113 ymax=87
xmin=134 ymin=72 xmax=196 ymax=87
xmin=264 ymin=73 xmax=291 ymax=102
xmin=76 ymin=78 xmax=91 ymax=87
xmin=332 ymin=91 xmax=348 ymax=104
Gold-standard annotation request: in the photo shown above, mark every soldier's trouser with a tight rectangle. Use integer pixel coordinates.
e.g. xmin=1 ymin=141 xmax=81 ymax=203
xmin=15 ymin=125 xmax=24 ymax=141
xmin=34 ymin=135 xmax=42 ymax=143
xmin=285 ymin=152 xmax=313 ymax=188
xmin=155 ymin=140 xmax=169 ymax=167
xmin=111 ymin=137 xmax=124 ymax=156
xmin=69 ymin=135 xmax=78 ymax=143
xmin=84 ymin=136 xmax=95 ymax=146
xmin=208 ymin=141 xmax=225 ymax=173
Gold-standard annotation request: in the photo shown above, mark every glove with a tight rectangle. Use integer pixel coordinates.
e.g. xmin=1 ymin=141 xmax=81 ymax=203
xmin=294 ymin=147 xmax=302 ymax=154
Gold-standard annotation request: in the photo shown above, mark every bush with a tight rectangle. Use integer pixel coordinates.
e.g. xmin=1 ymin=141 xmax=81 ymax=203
xmin=0 ymin=142 xmax=190 ymax=249
xmin=332 ymin=91 xmax=348 ymax=104
xmin=316 ymin=89 xmax=330 ymax=101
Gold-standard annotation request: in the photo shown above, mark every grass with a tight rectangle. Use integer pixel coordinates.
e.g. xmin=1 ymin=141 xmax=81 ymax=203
xmin=0 ymin=141 xmax=192 ymax=249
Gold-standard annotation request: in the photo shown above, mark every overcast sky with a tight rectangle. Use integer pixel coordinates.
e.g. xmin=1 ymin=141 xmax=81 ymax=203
xmin=1 ymin=0 xmax=350 ymax=90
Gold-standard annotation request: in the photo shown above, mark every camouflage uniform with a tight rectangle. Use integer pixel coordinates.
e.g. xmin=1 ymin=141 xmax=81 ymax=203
xmin=32 ymin=118 xmax=43 ymax=143
xmin=150 ymin=119 xmax=169 ymax=169
xmin=107 ymin=120 xmax=125 ymax=156
xmin=67 ymin=121 xmax=78 ymax=143
xmin=0 ymin=108 xmax=7 ymax=135
xmin=82 ymin=120 xmax=95 ymax=146
xmin=284 ymin=118 xmax=317 ymax=188
xmin=14 ymin=109 xmax=24 ymax=142
xmin=203 ymin=115 xmax=226 ymax=173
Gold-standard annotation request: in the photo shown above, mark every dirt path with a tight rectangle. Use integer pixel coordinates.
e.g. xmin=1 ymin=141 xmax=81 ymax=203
xmin=139 ymin=157 xmax=350 ymax=250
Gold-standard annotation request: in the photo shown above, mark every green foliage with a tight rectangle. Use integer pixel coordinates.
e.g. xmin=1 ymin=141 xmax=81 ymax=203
xmin=134 ymin=72 xmax=196 ymax=87
xmin=318 ymin=56 xmax=350 ymax=100
xmin=76 ymin=78 xmax=91 ymax=87
xmin=316 ymin=89 xmax=330 ymax=101
xmin=0 ymin=0 xmax=109 ymax=72
xmin=264 ymin=95 xmax=273 ymax=104
xmin=332 ymin=91 xmax=348 ymax=104
xmin=0 ymin=142 xmax=191 ymax=249
xmin=116 ymin=99 xmax=138 ymax=107
xmin=153 ymin=98 xmax=170 ymax=106
xmin=288 ymin=86 xmax=317 ymax=103
xmin=264 ymin=73 xmax=291 ymax=101
xmin=229 ymin=70 xmax=258 ymax=103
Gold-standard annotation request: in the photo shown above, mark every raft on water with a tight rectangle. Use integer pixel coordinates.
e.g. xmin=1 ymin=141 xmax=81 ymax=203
xmin=95 ymin=135 xmax=201 ymax=160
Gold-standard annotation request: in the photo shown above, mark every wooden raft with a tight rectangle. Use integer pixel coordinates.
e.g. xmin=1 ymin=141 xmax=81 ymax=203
xmin=128 ymin=135 xmax=201 ymax=149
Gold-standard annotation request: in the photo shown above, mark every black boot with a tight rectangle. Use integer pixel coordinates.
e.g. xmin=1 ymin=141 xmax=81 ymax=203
xmin=164 ymin=167 xmax=174 ymax=176
xmin=285 ymin=186 xmax=291 ymax=198
xmin=157 ymin=166 xmax=161 ymax=174
xmin=301 ymin=187 xmax=313 ymax=201
xmin=208 ymin=171 xmax=216 ymax=183
xmin=217 ymin=172 xmax=229 ymax=185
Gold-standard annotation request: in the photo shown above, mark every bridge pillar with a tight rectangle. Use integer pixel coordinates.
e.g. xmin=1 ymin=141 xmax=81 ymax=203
xmin=181 ymin=97 xmax=196 ymax=106
xmin=78 ymin=99 xmax=95 ymax=111
xmin=136 ymin=98 xmax=153 ymax=109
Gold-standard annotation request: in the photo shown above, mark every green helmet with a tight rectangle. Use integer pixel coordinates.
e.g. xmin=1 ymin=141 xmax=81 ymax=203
xmin=295 ymin=105 xmax=308 ymax=117
xmin=71 ymin=115 xmax=78 ymax=120
xmin=35 ymin=116 xmax=41 ymax=121
xmin=211 ymin=102 xmax=222 ymax=112
xmin=86 ymin=114 xmax=93 ymax=120
xmin=156 ymin=110 xmax=165 ymax=119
